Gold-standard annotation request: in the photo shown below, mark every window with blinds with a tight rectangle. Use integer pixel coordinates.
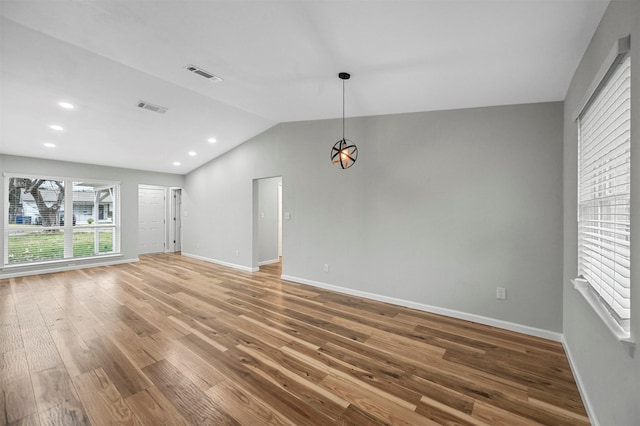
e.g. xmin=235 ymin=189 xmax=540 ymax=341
xmin=578 ymin=54 xmax=631 ymax=332
xmin=5 ymin=175 xmax=120 ymax=266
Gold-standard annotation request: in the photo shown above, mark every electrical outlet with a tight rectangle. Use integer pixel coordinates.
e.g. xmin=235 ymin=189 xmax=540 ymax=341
xmin=323 ymin=264 xmax=329 ymax=272
xmin=196 ymin=243 xmax=200 ymax=249
xmin=496 ymin=287 xmax=507 ymax=300
xmin=235 ymin=250 xmax=240 ymax=257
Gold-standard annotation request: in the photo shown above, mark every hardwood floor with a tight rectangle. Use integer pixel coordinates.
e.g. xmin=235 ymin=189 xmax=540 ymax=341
xmin=1 ymin=254 xmax=589 ymax=425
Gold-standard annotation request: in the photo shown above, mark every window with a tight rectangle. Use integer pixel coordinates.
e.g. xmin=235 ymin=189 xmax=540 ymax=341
xmin=5 ymin=175 xmax=120 ymax=266
xmin=577 ymin=52 xmax=631 ymax=335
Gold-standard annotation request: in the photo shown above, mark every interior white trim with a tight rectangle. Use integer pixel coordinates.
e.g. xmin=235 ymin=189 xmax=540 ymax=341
xmin=182 ymin=252 xmax=259 ymax=272
xmin=258 ymin=258 xmax=280 ymax=266
xmin=0 ymin=256 xmax=138 ymax=279
xmin=281 ymin=274 xmax=562 ymax=342
xmin=562 ymin=336 xmax=599 ymax=426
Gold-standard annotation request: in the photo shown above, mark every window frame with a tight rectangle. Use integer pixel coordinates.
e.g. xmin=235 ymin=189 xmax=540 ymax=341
xmin=3 ymin=173 xmax=121 ymax=268
xmin=572 ymin=35 xmax=634 ymax=349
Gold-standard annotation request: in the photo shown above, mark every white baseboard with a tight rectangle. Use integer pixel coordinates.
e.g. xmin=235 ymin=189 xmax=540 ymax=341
xmin=0 ymin=257 xmax=139 ymax=279
xmin=281 ymin=274 xmax=562 ymax=342
xmin=258 ymin=258 xmax=280 ymax=266
xmin=562 ymin=336 xmax=598 ymax=426
xmin=182 ymin=252 xmax=259 ymax=272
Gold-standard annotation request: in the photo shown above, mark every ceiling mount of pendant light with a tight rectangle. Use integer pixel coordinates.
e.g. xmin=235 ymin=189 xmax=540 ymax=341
xmin=331 ymin=72 xmax=358 ymax=169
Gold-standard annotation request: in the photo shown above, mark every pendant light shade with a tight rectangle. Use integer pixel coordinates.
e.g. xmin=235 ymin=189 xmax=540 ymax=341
xmin=331 ymin=138 xmax=358 ymax=169
xmin=331 ymin=72 xmax=358 ymax=169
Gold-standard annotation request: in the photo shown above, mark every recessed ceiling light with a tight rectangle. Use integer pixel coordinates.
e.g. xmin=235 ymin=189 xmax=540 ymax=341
xmin=58 ymin=102 xmax=74 ymax=109
xmin=173 ymin=161 xmax=181 ymax=166
xmin=188 ymin=151 xmax=197 ymax=156
xmin=43 ymin=142 xmax=56 ymax=148
xmin=208 ymin=138 xmax=216 ymax=143
xmin=50 ymin=124 xmax=64 ymax=131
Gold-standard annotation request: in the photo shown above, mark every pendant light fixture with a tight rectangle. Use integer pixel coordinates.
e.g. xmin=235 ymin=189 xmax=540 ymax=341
xmin=331 ymin=72 xmax=358 ymax=169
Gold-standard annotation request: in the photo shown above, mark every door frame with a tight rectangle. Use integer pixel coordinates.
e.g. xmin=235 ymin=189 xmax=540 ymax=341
xmin=169 ymin=187 xmax=182 ymax=253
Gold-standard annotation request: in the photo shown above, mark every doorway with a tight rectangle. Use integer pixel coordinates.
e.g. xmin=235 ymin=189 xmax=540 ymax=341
xmin=253 ymin=176 xmax=282 ymax=273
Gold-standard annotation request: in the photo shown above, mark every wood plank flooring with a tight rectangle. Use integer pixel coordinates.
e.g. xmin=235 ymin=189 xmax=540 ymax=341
xmin=0 ymin=254 xmax=589 ymax=425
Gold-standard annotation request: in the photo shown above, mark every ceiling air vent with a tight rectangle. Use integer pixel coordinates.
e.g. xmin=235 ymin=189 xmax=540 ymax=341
xmin=137 ymin=101 xmax=167 ymax=114
xmin=185 ymin=64 xmax=223 ymax=82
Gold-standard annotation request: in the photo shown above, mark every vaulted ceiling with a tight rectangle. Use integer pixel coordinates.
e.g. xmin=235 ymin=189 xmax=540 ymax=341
xmin=0 ymin=1 xmax=609 ymax=174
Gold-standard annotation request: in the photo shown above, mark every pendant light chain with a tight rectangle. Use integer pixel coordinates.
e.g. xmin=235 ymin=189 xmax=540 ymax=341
xmin=342 ymin=77 xmax=345 ymax=141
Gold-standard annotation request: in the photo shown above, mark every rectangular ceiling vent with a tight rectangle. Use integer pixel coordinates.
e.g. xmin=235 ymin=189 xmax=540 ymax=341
xmin=137 ymin=101 xmax=167 ymax=114
xmin=185 ymin=64 xmax=223 ymax=82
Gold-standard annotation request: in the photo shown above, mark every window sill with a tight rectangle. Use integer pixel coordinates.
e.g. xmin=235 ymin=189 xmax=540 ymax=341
xmin=572 ymin=278 xmax=635 ymax=355
xmin=3 ymin=253 xmax=123 ymax=270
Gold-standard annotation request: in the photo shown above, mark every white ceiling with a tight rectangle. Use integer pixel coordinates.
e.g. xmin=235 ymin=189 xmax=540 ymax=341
xmin=0 ymin=0 xmax=609 ymax=174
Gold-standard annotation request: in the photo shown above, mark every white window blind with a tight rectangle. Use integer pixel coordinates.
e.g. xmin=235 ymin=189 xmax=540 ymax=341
xmin=578 ymin=54 xmax=631 ymax=332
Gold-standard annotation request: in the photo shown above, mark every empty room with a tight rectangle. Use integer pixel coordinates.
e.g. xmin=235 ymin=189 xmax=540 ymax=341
xmin=0 ymin=1 xmax=638 ymax=425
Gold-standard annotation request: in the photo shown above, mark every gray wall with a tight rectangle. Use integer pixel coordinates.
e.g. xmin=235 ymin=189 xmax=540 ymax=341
xmin=562 ymin=1 xmax=640 ymax=425
xmin=257 ymin=176 xmax=281 ymax=264
xmin=0 ymin=154 xmax=184 ymax=277
xmin=184 ymin=101 xmax=564 ymax=333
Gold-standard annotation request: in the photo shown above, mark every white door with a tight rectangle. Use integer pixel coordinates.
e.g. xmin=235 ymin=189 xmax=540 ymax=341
xmin=139 ymin=187 xmax=165 ymax=254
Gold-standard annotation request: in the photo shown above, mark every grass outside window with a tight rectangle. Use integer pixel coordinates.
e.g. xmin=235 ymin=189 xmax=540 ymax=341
xmin=8 ymin=226 xmax=114 ymax=264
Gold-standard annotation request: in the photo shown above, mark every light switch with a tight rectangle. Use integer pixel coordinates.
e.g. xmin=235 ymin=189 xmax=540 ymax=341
xmin=284 ymin=212 xmax=291 ymax=220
